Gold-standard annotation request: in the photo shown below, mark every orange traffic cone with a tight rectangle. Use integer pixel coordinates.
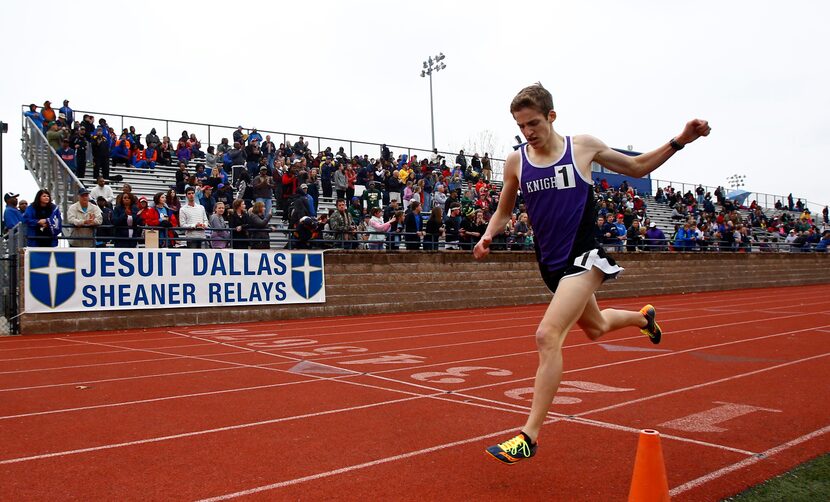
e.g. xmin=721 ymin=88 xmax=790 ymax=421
xmin=628 ymin=429 xmax=670 ymax=502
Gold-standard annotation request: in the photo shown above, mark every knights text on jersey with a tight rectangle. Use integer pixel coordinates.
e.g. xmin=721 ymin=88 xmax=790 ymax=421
xmin=520 ymin=136 xmax=598 ymax=271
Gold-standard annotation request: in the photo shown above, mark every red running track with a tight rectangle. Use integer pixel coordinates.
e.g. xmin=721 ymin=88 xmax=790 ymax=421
xmin=1 ymin=284 xmax=829 ymax=501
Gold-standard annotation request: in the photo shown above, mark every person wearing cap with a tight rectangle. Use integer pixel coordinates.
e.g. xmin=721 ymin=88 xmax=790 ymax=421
xmin=644 ymin=221 xmax=667 ymax=251
xmin=253 ymin=166 xmax=275 ymax=217
xmin=197 ymin=185 xmax=216 ymax=216
xmin=41 ymin=101 xmax=56 ymax=127
xmin=474 ymin=84 xmax=710 ymax=463
xmin=2 ymin=193 xmax=23 ymax=234
xmin=59 ymin=100 xmax=74 ymax=126
xmin=458 ymin=206 xmax=480 ymax=250
xmin=66 ymin=187 xmax=103 ymax=247
xmin=179 ymin=187 xmax=209 ymax=248
xmin=46 ymin=122 xmax=67 ymax=151
xmin=24 ymin=103 xmax=44 ymax=131
xmin=56 ymin=139 xmax=77 ymax=175
xmin=613 ymin=213 xmax=628 ymax=250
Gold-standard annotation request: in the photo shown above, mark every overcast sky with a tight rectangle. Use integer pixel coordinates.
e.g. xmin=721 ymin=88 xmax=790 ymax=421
xmin=1 ymin=0 xmax=827 ymax=210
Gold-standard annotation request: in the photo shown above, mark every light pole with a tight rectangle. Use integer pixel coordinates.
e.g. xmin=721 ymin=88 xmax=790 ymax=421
xmin=0 ymin=121 xmax=6 ymax=218
xmin=420 ymin=52 xmax=446 ymax=151
xmin=726 ymin=174 xmax=746 ymax=191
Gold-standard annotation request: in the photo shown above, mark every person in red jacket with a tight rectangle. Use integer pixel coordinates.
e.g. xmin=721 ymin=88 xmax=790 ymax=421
xmin=141 ymin=192 xmax=179 ymax=247
xmin=281 ymin=162 xmax=299 ymax=219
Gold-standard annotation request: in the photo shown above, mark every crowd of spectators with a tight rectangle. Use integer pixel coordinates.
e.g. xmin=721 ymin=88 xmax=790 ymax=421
xmin=650 ymin=184 xmax=829 ymax=252
xmin=9 ymin=100 xmax=829 ymax=253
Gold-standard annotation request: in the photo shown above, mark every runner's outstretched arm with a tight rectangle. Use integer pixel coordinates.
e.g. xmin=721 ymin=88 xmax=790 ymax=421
xmin=578 ymin=119 xmax=711 ymax=178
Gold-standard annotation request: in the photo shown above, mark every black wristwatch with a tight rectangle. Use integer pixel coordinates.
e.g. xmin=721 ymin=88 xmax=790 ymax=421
xmin=670 ymin=138 xmax=685 ymax=151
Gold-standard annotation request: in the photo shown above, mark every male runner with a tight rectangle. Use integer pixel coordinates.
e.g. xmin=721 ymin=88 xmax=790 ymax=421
xmin=475 ymin=83 xmax=710 ymax=464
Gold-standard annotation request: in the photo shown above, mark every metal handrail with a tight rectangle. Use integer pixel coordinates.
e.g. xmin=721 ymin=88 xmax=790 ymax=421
xmin=650 ymin=177 xmax=825 ymax=214
xmin=17 ymin=222 xmax=826 ymax=254
xmin=20 ymin=105 xmax=827 ymax=213
xmin=19 ymin=116 xmax=85 ymax=218
xmin=23 ymin=105 xmax=507 ymax=181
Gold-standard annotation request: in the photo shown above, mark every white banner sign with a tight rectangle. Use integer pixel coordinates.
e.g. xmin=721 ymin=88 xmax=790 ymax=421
xmin=24 ymin=249 xmax=325 ymax=313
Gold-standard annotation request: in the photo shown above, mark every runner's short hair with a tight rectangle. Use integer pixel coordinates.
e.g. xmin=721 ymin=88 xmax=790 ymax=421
xmin=510 ymin=82 xmax=554 ymax=116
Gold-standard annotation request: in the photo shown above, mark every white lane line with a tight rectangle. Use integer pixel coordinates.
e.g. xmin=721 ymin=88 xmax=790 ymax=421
xmin=0 ymin=365 xmax=252 ymax=393
xmin=0 ymin=378 xmax=315 ymax=421
xmin=450 ymin=322 xmax=830 ymax=393
xmin=10 ymin=312 xmax=825 ymax=420
xmin=668 ymin=424 xmax=830 ymax=496
xmin=3 ymin=325 xmax=825 ymax=473
xmin=575 ymin=352 xmax=830 ymax=418
xmin=363 ymin=368 xmax=758 ymax=456
xmin=194 ymin=419 xmax=563 ymax=502
xmin=0 ymin=291 xmax=826 ymax=351
xmin=2 ymin=287 xmax=825 ymax=348
xmin=187 ymin=293 xmax=830 ymax=345
xmin=0 ymin=352 xmax=246 ymax=375
xmin=0 ymin=396 xmax=423 ymax=465
xmin=0 ymin=342 xmax=216 ymax=362
xmin=0 ymin=307 xmax=784 ymax=390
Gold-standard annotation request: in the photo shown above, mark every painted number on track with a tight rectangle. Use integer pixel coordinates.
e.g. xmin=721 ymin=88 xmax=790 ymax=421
xmin=411 ymin=366 xmax=512 ymax=384
xmin=340 ymin=354 xmax=427 ymax=365
xmin=285 ymin=346 xmax=369 ymax=357
xmin=505 ymin=380 xmax=634 ymax=405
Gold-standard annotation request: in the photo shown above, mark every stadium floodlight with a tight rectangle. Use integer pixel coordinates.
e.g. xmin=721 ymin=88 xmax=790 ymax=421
xmin=726 ymin=174 xmax=747 ymax=191
xmin=420 ymin=52 xmax=448 ymax=150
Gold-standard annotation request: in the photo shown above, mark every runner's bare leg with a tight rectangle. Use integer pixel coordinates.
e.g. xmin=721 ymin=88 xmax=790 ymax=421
xmin=521 ymin=268 xmax=647 ymax=442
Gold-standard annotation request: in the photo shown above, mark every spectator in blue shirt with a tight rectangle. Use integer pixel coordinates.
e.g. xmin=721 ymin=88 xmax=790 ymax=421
xmin=815 ymin=230 xmax=830 ymax=252
xmin=602 ymin=214 xmax=621 ymax=251
xmin=613 ymin=213 xmax=627 ymax=249
xmin=3 ymin=193 xmax=23 ymax=234
xmin=56 ymin=139 xmax=77 ymax=174
xmin=59 ymin=100 xmax=74 ymax=126
xmin=673 ymin=222 xmax=696 ymax=251
xmin=247 ymin=128 xmax=263 ymax=145
xmin=24 ymin=103 xmax=44 ymax=130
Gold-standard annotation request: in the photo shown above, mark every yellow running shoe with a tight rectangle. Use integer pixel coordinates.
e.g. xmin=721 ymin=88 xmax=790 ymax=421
xmin=640 ymin=304 xmax=662 ymax=344
xmin=485 ymin=432 xmax=537 ymax=465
